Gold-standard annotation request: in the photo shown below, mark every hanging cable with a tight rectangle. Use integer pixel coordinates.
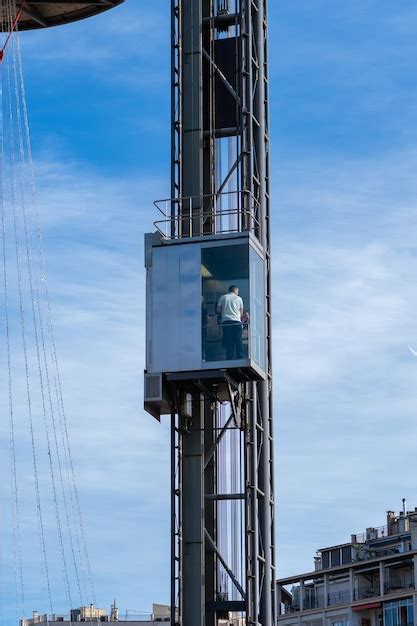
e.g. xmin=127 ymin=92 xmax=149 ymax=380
xmin=14 ymin=21 xmax=95 ymax=607
xmin=10 ymin=28 xmax=76 ymax=609
xmin=0 ymin=0 xmax=97 ymax=614
xmin=0 ymin=8 xmax=25 ymax=616
xmin=4 ymin=39 xmax=53 ymax=613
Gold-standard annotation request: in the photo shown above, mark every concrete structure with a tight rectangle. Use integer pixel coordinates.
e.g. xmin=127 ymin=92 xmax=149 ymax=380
xmin=20 ymin=604 xmax=171 ymax=626
xmin=20 ymin=605 xmax=243 ymax=625
xmin=277 ymin=504 xmax=417 ymax=626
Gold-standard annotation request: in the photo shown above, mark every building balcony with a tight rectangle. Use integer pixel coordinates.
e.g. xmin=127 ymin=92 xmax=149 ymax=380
xmin=384 ymin=573 xmax=414 ymax=595
xmin=304 ymin=593 xmax=325 ymax=610
xmin=278 ymin=562 xmax=416 ymax=617
xmin=327 ymin=590 xmax=351 ymax=607
xmin=353 ymin=586 xmax=380 ymax=601
xmin=352 ymin=525 xmax=389 ymax=544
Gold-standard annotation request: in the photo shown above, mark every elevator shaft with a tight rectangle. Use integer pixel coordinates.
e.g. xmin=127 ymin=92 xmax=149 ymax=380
xmin=169 ymin=1 xmax=275 ymax=624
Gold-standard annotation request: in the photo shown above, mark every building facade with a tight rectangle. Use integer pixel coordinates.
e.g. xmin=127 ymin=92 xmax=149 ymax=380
xmin=20 ymin=604 xmax=171 ymax=626
xmin=20 ymin=605 xmax=244 ymax=626
xmin=277 ymin=506 xmax=417 ymax=626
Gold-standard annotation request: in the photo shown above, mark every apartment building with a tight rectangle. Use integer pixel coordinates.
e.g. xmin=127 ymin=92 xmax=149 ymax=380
xmin=277 ymin=504 xmax=417 ymax=626
xmin=20 ymin=604 xmax=171 ymax=626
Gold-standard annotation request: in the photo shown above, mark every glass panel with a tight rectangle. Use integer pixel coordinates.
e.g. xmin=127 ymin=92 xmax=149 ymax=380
xmin=400 ymin=606 xmax=408 ymax=626
xmin=406 ymin=602 xmax=413 ymax=625
xmin=201 ymin=245 xmax=249 ymax=362
xmin=384 ymin=599 xmax=413 ymax=626
xmin=331 ymin=548 xmax=341 ymax=566
xmin=342 ymin=546 xmax=352 ymax=564
xmin=321 ymin=551 xmax=330 ymax=569
xmin=250 ymin=247 xmax=266 ymax=370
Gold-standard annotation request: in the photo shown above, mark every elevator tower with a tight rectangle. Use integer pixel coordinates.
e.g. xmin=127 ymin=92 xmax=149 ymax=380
xmin=144 ymin=1 xmax=275 ymax=624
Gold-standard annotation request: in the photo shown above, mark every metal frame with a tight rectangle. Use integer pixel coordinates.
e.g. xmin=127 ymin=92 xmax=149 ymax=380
xmin=0 ymin=1 xmax=124 ymax=32
xmin=168 ymin=0 xmax=275 ymax=624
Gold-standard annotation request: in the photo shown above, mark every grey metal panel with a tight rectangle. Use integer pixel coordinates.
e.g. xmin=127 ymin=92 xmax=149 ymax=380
xmin=147 ymin=235 xmax=269 ymax=378
xmin=145 ymin=264 xmax=153 ymax=372
xmin=150 ymin=243 xmax=201 ymax=373
xmin=250 ymin=246 xmax=267 ymax=372
xmin=200 ymin=232 xmax=250 ymax=250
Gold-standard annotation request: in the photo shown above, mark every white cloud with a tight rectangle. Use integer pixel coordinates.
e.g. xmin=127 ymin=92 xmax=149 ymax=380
xmin=274 ymin=150 xmax=417 ymax=577
xmin=0 ymin=155 xmax=171 ymax=616
xmin=18 ymin=3 xmax=169 ymax=89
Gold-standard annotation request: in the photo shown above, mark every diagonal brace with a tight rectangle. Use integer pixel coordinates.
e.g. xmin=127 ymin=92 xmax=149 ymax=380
xmin=205 ymin=529 xmax=246 ymax=599
xmin=202 ymin=48 xmax=240 ymax=105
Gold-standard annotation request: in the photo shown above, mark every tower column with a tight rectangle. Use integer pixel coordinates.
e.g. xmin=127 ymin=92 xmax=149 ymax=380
xmin=182 ymin=394 xmax=205 ymax=625
xmin=181 ymin=0 xmax=203 ymax=235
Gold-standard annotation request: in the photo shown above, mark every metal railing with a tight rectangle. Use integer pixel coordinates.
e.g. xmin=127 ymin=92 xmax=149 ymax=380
xmin=281 ymin=594 xmax=325 ymax=613
xmin=327 ymin=590 xmax=351 ymax=606
xmin=307 ymin=594 xmax=325 ymax=609
xmin=354 ymin=586 xmax=379 ymax=601
xmin=153 ymin=190 xmax=261 ymax=240
xmin=281 ymin=604 xmax=300 ymax=615
xmin=384 ymin=573 xmax=414 ymax=594
xmin=352 ymin=526 xmax=388 ymax=543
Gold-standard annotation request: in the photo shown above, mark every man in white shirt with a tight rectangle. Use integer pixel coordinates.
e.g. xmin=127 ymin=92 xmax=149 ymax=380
xmin=217 ymin=285 xmax=244 ymax=360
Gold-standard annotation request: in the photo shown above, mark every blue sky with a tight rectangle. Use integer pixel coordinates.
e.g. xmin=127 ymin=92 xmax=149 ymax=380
xmin=2 ymin=0 xmax=417 ymax=620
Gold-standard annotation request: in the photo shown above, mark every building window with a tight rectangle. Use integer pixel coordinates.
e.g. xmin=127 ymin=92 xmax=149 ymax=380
xmin=332 ymin=617 xmax=349 ymax=626
xmin=331 ymin=548 xmax=341 ymax=567
xmin=342 ymin=545 xmax=352 ymax=564
xmin=384 ymin=597 xmax=413 ymax=626
xmin=201 ymin=245 xmax=249 ymax=363
xmin=322 ymin=546 xmax=352 ymax=569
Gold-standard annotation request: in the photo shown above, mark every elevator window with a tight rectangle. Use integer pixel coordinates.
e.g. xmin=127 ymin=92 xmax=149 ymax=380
xmin=201 ymin=245 xmax=249 ymax=363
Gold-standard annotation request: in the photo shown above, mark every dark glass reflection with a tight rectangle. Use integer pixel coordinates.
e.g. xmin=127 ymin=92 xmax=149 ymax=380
xmin=201 ymin=245 xmax=249 ymax=362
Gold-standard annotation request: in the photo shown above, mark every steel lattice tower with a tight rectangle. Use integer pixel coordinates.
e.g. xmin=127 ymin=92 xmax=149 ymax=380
xmin=145 ymin=1 xmax=275 ymax=624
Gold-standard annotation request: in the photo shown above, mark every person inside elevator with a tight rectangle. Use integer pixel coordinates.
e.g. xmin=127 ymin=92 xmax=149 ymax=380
xmin=217 ymin=285 xmax=244 ymax=359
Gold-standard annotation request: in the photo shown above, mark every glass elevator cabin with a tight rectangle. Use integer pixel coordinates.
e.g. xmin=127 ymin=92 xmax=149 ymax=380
xmin=144 ymin=231 xmax=267 ymax=419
